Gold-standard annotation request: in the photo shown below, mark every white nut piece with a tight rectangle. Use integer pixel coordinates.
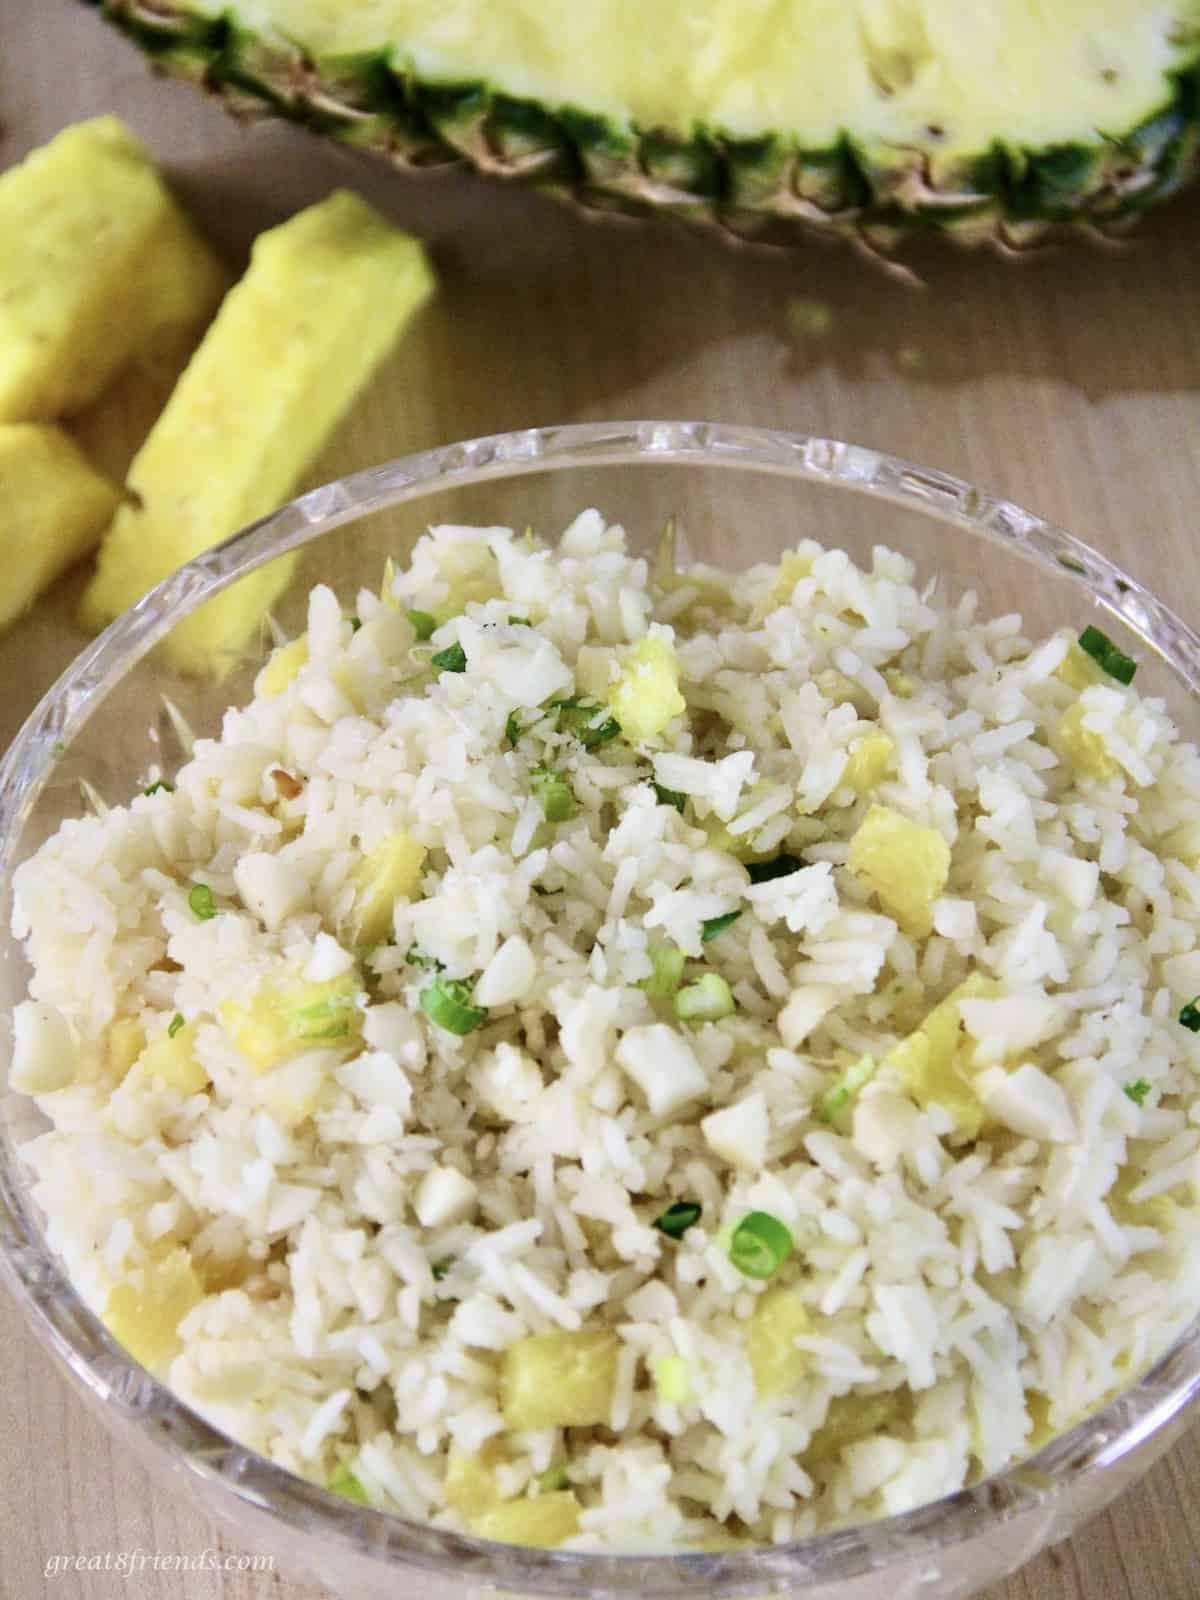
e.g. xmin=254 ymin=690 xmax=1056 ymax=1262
xmin=701 ymin=1092 xmax=769 ymax=1172
xmin=615 ymin=1023 xmax=708 ymax=1119
xmin=473 ymin=935 xmax=536 ymax=1008
xmin=233 ymin=851 xmax=308 ymax=931
xmin=414 ymin=1165 xmax=478 ymax=1228
xmin=778 ymin=983 xmax=838 ymax=1049
xmin=363 ymin=1002 xmax=426 ymax=1071
xmin=9 ymin=1000 xmax=74 ymax=1094
xmin=976 ymin=1064 xmax=1076 ymax=1143
xmin=852 ymin=1092 xmax=919 ymax=1169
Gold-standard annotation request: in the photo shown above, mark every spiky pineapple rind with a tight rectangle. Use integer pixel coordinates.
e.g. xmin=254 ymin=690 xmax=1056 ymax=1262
xmin=84 ymin=0 xmax=1200 ymax=253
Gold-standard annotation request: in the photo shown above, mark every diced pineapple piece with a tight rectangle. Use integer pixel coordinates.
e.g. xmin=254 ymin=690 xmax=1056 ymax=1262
xmin=445 ymin=1442 xmax=507 ymax=1518
xmin=0 ymin=117 xmax=177 ymax=422
xmin=884 ymin=973 xmax=999 ymax=1137
xmin=1053 ymin=702 xmax=1120 ymax=781
xmin=222 ymin=972 xmax=362 ymax=1074
xmin=1056 ymin=641 xmax=1101 ymax=691
xmin=255 ymin=1053 xmax=326 ymax=1127
xmin=499 ymin=1329 xmax=620 ymax=1429
xmin=1108 ymin=1165 xmax=1178 ymax=1234
xmin=1162 ymin=820 xmax=1200 ymax=866
xmin=70 ymin=201 xmax=232 ymax=484
xmin=884 ymin=669 xmax=915 ymax=699
xmin=136 ymin=1019 xmax=208 ymax=1095
xmin=0 ymin=424 xmax=119 ymax=631
xmin=806 ymin=1390 xmax=909 ymax=1463
xmin=473 ymin=1491 xmax=581 ymax=1548
xmin=652 ymin=1353 xmax=690 ymax=1404
xmin=842 ymin=732 xmax=895 ymax=795
xmin=258 ymin=636 xmax=309 ymax=699
xmin=847 ymin=803 xmax=950 ymax=938
xmin=747 ymin=1287 xmax=810 ymax=1398
xmin=351 ymin=831 xmax=426 ymax=946
xmin=107 ymin=1018 xmax=147 ymax=1081
xmin=103 ymin=1245 xmax=203 ymax=1374
xmin=82 ymin=190 xmax=435 ymax=676
xmin=608 ymin=635 xmax=685 ymax=741
xmin=749 ymin=550 xmax=814 ymax=622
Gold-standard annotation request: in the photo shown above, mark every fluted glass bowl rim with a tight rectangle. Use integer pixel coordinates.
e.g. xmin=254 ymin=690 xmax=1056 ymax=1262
xmin=2 ymin=420 xmax=1199 ymax=1596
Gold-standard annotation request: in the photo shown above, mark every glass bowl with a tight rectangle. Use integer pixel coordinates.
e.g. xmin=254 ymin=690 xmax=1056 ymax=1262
xmin=2 ymin=421 xmax=1199 ymax=1600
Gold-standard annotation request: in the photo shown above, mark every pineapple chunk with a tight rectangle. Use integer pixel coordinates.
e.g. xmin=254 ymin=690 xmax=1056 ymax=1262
xmin=847 ymin=803 xmax=950 ymax=937
xmin=1053 ymin=702 xmax=1120 ymax=781
xmin=1056 ymin=641 xmax=1101 ymax=691
xmin=473 ymin=1491 xmax=581 ymax=1548
xmin=445 ymin=1442 xmax=507 ymax=1518
xmin=350 ymin=831 xmax=426 ymax=946
xmin=608 ymin=635 xmax=685 ymax=741
xmin=842 ymin=732 xmax=895 ymax=795
xmin=136 ymin=1019 xmax=208 ymax=1094
xmin=884 ymin=973 xmax=999 ymax=1138
xmin=750 ymin=549 xmax=814 ymax=622
xmin=258 ymin=636 xmax=309 ymax=699
xmin=70 ymin=200 xmax=232 ymax=484
xmin=103 ymin=1245 xmax=203 ymax=1374
xmin=223 ymin=972 xmax=362 ymax=1074
xmin=82 ymin=190 xmax=435 ymax=676
xmin=807 ymin=1391 xmax=909 ymax=1463
xmin=0 ymin=425 xmax=119 ymax=631
xmin=255 ymin=1053 xmax=326 ymax=1127
xmin=747 ymin=1287 xmax=810 ymax=1398
xmin=0 ymin=117 xmax=177 ymax=422
xmin=499 ymin=1329 xmax=619 ymax=1429
xmin=884 ymin=669 xmax=915 ymax=699
xmin=107 ymin=1017 xmax=147 ymax=1081
xmin=1162 ymin=820 xmax=1200 ymax=866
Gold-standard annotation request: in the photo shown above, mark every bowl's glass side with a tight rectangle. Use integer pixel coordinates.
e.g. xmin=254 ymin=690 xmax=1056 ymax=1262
xmin=1 ymin=422 xmax=1199 ymax=1600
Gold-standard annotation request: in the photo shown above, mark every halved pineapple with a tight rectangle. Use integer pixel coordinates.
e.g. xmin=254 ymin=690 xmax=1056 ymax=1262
xmin=81 ymin=190 xmax=434 ymax=676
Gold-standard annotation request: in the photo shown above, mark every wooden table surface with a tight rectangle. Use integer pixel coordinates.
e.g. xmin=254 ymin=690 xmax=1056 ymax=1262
xmin=3 ymin=3 xmax=1200 ymax=1597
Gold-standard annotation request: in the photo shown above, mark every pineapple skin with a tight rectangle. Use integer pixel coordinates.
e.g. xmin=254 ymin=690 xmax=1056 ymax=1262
xmin=79 ymin=2 xmax=1200 ymax=253
xmin=81 ymin=189 xmax=434 ymax=677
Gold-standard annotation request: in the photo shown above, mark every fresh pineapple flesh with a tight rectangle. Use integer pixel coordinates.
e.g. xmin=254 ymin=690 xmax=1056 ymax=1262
xmin=0 ymin=117 xmax=179 ymax=422
xmin=93 ymin=2 xmax=1200 ymax=246
xmin=0 ymin=425 xmax=120 ymax=631
xmin=81 ymin=189 xmax=434 ymax=676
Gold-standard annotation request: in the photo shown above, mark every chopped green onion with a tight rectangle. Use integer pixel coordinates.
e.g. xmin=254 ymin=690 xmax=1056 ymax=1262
xmin=728 ymin=1211 xmax=793 ymax=1280
xmin=1180 ymin=997 xmax=1200 ymax=1032
xmin=420 ymin=977 xmax=488 ymax=1036
xmin=188 ymin=883 xmax=216 ymax=921
xmin=674 ymin=972 xmax=736 ymax=1023
xmin=641 ymin=942 xmax=685 ymax=999
xmin=531 ymin=765 xmax=575 ymax=823
xmin=431 ymin=642 xmax=467 ymax=673
xmin=505 ymin=711 xmax=524 ymax=748
xmin=652 ymin=782 xmax=687 ymax=814
xmin=701 ymin=909 xmax=742 ymax=943
xmin=290 ymin=994 xmax=356 ymax=1040
xmin=143 ymin=779 xmax=174 ymax=796
xmin=407 ymin=609 xmax=437 ymax=641
xmin=349 ymin=616 xmax=362 ymax=633
xmin=552 ymin=696 xmax=622 ymax=750
xmin=1078 ymin=625 xmax=1137 ymax=685
xmin=818 ymin=1054 xmax=877 ymax=1124
xmin=167 ymin=1013 xmax=185 ymax=1039
xmin=536 ymin=1462 xmax=570 ymax=1492
xmin=652 ymin=1354 xmax=690 ymax=1404
xmin=328 ymin=1462 xmax=369 ymax=1504
xmin=1123 ymin=1078 xmax=1152 ymax=1106
xmin=431 ymin=1257 xmax=454 ymax=1281
xmin=508 ymin=615 xmax=532 ymax=627
xmin=406 ymin=946 xmax=442 ymax=970
xmin=653 ymin=1200 xmax=701 ymax=1238
xmin=746 ymin=853 xmax=803 ymax=885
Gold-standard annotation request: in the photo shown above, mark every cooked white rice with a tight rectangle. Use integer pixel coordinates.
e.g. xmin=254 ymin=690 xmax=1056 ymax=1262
xmin=11 ymin=509 xmax=1200 ymax=1551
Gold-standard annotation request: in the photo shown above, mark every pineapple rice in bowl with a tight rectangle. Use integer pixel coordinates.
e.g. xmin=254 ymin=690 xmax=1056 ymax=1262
xmin=2 ymin=423 xmax=1200 ymax=1599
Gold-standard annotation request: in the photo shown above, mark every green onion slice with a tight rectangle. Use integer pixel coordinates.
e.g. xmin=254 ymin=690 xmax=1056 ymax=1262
xmin=728 ymin=1211 xmax=794 ymax=1279
xmin=674 ymin=972 xmax=736 ymax=1023
xmin=552 ymin=696 xmax=621 ymax=750
xmin=407 ymin=609 xmax=437 ymax=641
xmin=818 ymin=1054 xmax=878 ymax=1124
xmin=505 ymin=711 xmax=524 ymax=748
xmin=641 ymin=942 xmax=685 ymax=998
xmin=536 ymin=1463 xmax=570 ymax=1492
xmin=431 ymin=642 xmax=467 ymax=673
xmin=143 ymin=780 xmax=174 ymax=796
xmin=406 ymin=946 xmax=442 ymax=970
xmin=1123 ymin=1078 xmax=1152 ymax=1106
xmin=652 ymin=782 xmax=687 ymax=814
xmin=531 ymin=765 xmax=575 ymax=822
xmin=328 ymin=1463 xmax=369 ymax=1504
xmin=653 ymin=1200 xmax=701 ymax=1238
xmin=349 ymin=616 xmax=362 ymax=633
xmin=167 ymin=1013 xmax=185 ymax=1039
xmin=1180 ymin=997 xmax=1200 ymax=1032
xmin=419 ymin=977 xmax=488 ymax=1036
xmin=431 ymin=1257 xmax=454 ymax=1281
xmin=188 ymin=883 xmax=216 ymax=921
xmin=746 ymin=853 xmax=803 ymax=885
xmin=1078 ymin=625 xmax=1137 ymax=685
xmin=701 ymin=909 xmax=742 ymax=943
xmin=508 ymin=616 xmax=532 ymax=627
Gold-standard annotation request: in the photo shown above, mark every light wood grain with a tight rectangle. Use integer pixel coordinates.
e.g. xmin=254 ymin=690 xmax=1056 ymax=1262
xmin=2 ymin=2 xmax=1200 ymax=1597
